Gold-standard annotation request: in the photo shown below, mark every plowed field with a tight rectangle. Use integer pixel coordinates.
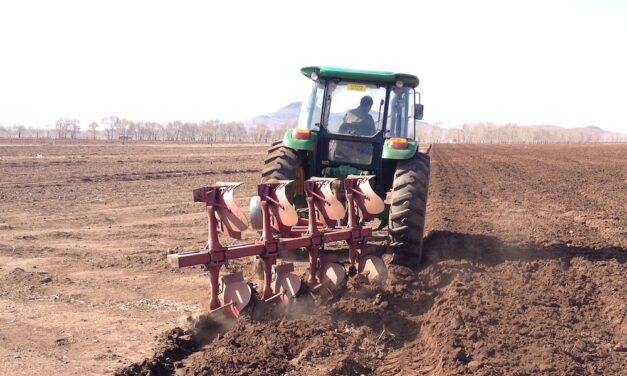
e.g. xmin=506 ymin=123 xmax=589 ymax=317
xmin=1 ymin=142 xmax=625 ymax=375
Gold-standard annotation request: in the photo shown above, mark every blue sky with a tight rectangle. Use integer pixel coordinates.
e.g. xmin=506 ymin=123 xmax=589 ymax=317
xmin=0 ymin=0 xmax=626 ymax=133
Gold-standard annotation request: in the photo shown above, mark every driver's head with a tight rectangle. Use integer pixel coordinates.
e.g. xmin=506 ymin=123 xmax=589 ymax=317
xmin=359 ymin=95 xmax=374 ymax=111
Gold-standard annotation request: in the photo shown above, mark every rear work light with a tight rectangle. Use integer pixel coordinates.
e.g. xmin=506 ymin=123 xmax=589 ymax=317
xmin=389 ymin=137 xmax=408 ymax=149
xmin=293 ymin=129 xmax=312 ymax=140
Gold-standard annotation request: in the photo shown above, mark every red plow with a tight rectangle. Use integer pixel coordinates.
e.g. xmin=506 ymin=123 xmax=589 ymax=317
xmin=167 ymin=176 xmax=388 ymax=317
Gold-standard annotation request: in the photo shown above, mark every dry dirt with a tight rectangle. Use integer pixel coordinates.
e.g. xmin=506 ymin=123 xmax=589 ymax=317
xmin=0 ymin=142 xmax=625 ymax=375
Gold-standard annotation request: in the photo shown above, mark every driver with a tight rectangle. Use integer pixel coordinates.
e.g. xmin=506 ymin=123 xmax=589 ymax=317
xmin=338 ymin=95 xmax=376 ymax=136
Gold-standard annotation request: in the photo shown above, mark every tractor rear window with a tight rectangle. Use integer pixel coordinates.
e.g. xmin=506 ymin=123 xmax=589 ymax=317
xmin=328 ymin=140 xmax=373 ymax=165
xmin=325 ymin=82 xmax=386 ymax=137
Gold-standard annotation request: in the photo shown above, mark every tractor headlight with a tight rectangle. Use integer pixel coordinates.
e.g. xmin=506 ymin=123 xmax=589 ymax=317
xmin=310 ymin=72 xmax=319 ymax=81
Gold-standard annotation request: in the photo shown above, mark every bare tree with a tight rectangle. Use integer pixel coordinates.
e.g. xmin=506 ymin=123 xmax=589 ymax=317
xmin=115 ymin=118 xmax=129 ymax=140
xmin=145 ymin=122 xmax=161 ymax=141
xmin=126 ymin=121 xmax=137 ymax=141
xmin=0 ymin=124 xmax=9 ymax=138
xmin=199 ymin=120 xmax=219 ymax=144
xmin=88 ymin=122 xmax=99 ymax=140
xmin=102 ymin=116 xmax=120 ymax=140
xmin=180 ymin=122 xmax=199 ymax=141
xmin=271 ymin=122 xmax=292 ymax=141
xmin=13 ymin=124 xmax=26 ymax=138
xmin=55 ymin=118 xmax=78 ymax=139
xmin=251 ymin=123 xmax=271 ymax=143
xmin=165 ymin=121 xmax=182 ymax=141
xmin=223 ymin=122 xmax=247 ymax=142
xmin=70 ymin=121 xmax=80 ymax=139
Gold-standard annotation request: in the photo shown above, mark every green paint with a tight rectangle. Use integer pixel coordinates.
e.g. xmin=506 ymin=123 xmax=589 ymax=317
xmin=381 ymin=139 xmax=418 ymax=160
xmin=282 ymin=129 xmax=318 ymax=151
xmin=301 ymin=66 xmax=419 ymax=88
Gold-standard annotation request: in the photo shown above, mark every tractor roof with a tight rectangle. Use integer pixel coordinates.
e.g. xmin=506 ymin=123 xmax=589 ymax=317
xmin=301 ymin=66 xmax=419 ymax=88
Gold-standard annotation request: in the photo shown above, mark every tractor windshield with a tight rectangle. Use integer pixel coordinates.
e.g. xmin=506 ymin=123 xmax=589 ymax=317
xmin=386 ymin=87 xmax=415 ymax=139
xmin=325 ymin=81 xmax=386 ymax=137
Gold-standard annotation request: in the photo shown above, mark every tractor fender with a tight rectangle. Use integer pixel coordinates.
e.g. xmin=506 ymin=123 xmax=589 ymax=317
xmin=381 ymin=138 xmax=418 ymax=160
xmin=282 ymin=129 xmax=318 ymax=151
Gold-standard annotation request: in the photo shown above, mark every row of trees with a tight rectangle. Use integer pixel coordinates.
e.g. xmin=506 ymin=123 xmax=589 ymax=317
xmin=1 ymin=119 xmax=624 ymax=144
xmin=416 ymin=122 xmax=626 ymax=144
xmin=0 ymin=118 xmax=294 ymax=143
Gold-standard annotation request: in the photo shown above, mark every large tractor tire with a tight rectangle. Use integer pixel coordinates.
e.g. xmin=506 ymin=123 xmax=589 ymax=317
xmin=261 ymin=140 xmax=301 ymax=201
xmin=388 ymin=151 xmax=430 ymax=267
xmin=253 ymin=141 xmax=302 ymax=279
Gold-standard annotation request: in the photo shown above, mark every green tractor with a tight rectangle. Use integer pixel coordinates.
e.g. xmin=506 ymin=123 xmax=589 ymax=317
xmin=262 ymin=66 xmax=430 ymax=266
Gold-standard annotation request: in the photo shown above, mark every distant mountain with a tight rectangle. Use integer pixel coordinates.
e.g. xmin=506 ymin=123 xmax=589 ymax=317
xmin=243 ymin=102 xmax=302 ymax=129
xmin=416 ymin=120 xmax=435 ymax=129
xmin=579 ymin=125 xmax=605 ymax=133
xmin=529 ymin=124 xmax=621 ymax=135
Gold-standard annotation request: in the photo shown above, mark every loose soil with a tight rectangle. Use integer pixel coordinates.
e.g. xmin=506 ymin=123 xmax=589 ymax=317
xmin=1 ymin=142 xmax=625 ymax=375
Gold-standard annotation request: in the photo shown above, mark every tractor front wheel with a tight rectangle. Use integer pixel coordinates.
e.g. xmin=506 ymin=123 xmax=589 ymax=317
xmin=388 ymin=152 xmax=430 ymax=267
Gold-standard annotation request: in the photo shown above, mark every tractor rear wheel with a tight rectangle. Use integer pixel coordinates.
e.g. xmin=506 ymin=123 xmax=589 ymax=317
xmin=261 ymin=140 xmax=301 ymax=201
xmin=388 ymin=152 xmax=430 ymax=267
xmin=254 ymin=140 xmax=302 ymax=279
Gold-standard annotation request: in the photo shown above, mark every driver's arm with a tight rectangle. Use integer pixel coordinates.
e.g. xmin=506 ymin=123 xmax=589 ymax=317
xmin=361 ymin=116 xmax=376 ymax=136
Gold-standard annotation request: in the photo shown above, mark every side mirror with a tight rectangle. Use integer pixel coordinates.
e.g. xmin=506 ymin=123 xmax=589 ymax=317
xmin=414 ymin=103 xmax=424 ymax=120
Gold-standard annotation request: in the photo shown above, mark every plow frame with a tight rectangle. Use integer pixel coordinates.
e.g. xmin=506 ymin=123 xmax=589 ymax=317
xmin=167 ymin=176 xmax=386 ymax=315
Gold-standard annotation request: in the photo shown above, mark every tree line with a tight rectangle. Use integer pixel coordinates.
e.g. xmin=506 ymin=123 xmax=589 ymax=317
xmin=0 ymin=118 xmax=624 ymax=144
xmin=0 ymin=117 xmax=294 ymax=143
xmin=416 ymin=122 xmax=626 ymax=144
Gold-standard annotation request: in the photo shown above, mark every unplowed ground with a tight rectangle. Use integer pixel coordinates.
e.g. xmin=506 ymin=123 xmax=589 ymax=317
xmin=0 ymin=142 xmax=625 ymax=375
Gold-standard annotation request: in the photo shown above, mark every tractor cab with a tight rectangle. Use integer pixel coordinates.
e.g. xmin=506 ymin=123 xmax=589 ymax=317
xmin=287 ymin=66 xmax=423 ymax=196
